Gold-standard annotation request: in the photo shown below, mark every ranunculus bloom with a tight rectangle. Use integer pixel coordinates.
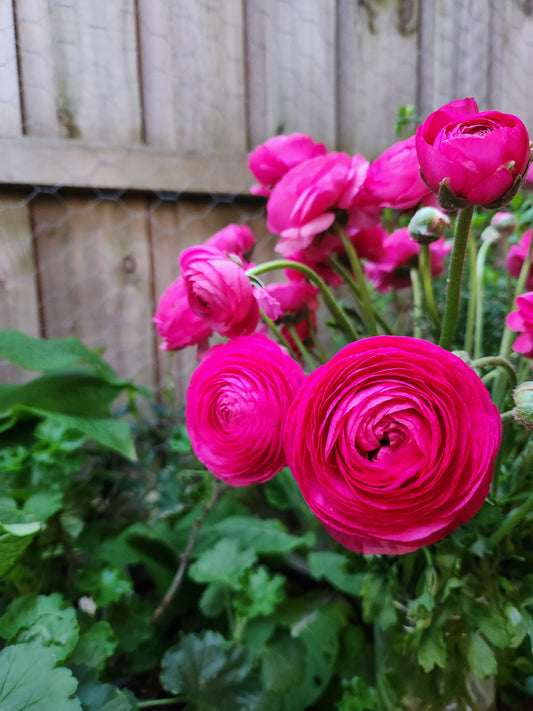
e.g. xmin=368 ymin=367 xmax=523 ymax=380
xmin=267 ymin=152 xmax=370 ymax=257
xmin=248 ymin=133 xmax=327 ymax=196
xmin=284 ymin=336 xmax=502 ymax=555
xmin=153 ymin=276 xmax=212 ymax=353
xmin=186 ymin=334 xmax=306 ymax=485
xmin=507 ymin=292 xmax=533 ymax=359
xmin=364 ymin=228 xmax=451 ymax=292
xmin=179 ymin=246 xmax=280 ymax=338
xmin=361 ymin=136 xmax=434 ymax=210
xmin=416 ymin=98 xmax=530 ymax=208
xmin=506 ymin=230 xmax=533 ymax=291
xmin=205 ymin=223 xmax=255 ymax=257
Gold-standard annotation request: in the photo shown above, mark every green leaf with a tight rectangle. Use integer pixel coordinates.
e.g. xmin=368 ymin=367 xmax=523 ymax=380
xmin=233 ymin=566 xmax=285 ymax=619
xmin=199 ymin=516 xmax=313 ymax=555
xmin=360 ymin=573 xmax=397 ymax=630
xmin=160 ymin=631 xmax=260 ymax=711
xmin=68 ymin=621 xmax=117 ymax=671
xmin=199 ymin=582 xmax=228 ymax=618
xmin=0 ymin=593 xmax=80 ymax=661
xmin=260 ymin=634 xmax=306 ymax=693
xmin=189 ymin=539 xmax=257 ymax=588
xmin=0 ymin=520 xmax=41 ymax=576
xmin=0 ymin=643 xmax=82 ymax=710
xmin=76 ymin=566 xmax=133 ymax=607
xmin=308 ymin=551 xmax=364 ymax=597
xmin=467 ymin=632 xmax=497 ymax=678
xmin=73 ymin=666 xmax=138 ymax=711
xmin=337 ymin=676 xmax=377 ymax=711
xmin=417 ymin=627 xmax=447 ymax=672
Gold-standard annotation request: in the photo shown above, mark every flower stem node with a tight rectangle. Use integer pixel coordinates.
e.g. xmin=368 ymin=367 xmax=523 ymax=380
xmin=408 ymin=206 xmax=451 ymax=245
xmin=513 ymin=381 xmax=533 ymax=430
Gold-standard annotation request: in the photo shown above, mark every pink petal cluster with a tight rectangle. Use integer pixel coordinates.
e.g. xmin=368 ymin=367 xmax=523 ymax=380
xmin=507 ymin=292 xmax=533 ymax=359
xmin=416 ymin=98 xmax=531 ymax=207
xmin=364 ymin=227 xmax=451 ymax=292
xmin=205 ymin=223 xmax=255 ymax=256
xmin=153 ymin=276 xmax=213 ymax=353
xmin=283 ymin=336 xmax=502 ymax=555
xmin=505 ymin=229 xmax=533 ymax=291
xmin=248 ymin=133 xmax=327 ymax=197
xmin=186 ymin=334 xmax=306 ymax=486
xmin=267 ymin=152 xmax=370 ymax=257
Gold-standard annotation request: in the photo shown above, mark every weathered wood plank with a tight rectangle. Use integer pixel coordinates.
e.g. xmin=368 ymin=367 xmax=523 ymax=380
xmin=418 ymin=0 xmax=493 ymax=118
xmin=0 ymin=0 xmax=22 ymax=136
xmin=338 ymin=0 xmax=419 ymax=158
xmin=246 ymin=0 xmax=337 ymax=149
xmin=33 ymin=195 xmax=155 ymax=390
xmin=0 ymin=194 xmax=40 ymax=383
xmin=0 ymin=136 xmax=252 ymax=194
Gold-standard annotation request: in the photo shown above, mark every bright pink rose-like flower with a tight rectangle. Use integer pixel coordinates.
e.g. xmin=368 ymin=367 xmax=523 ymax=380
xmin=416 ymin=98 xmax=531 ymax=208
xmin=365 ymin=228 xmax=451 ymax=292
xmin=267 ymin=152 xmax=370 ymax=257
xmin=506 ymin=230 xmax=533 ymax=291
xmin=205 ymin=223 xmax=255 ymax=257
xmin=507 ymin=292 xmax=533 ymax=359
xmin=362 ymin=136 xmax=434 ymax=210
xmin=248 ymin=133 xmax=327 ymax=196
xmin=180 ymin=246 xmax=280 ymax=338
xmin=153 ymin=276 xmax=212 ymax=354
xmin=284 ymin=336 xmax=502 ymax=555
xmin=186 ymin=334 xmax=306 ymax=486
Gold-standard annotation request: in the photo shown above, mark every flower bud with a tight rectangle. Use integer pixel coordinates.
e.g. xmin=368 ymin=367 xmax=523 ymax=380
xmin=408 ymin=206 xmax=451 ymax=245
xmin=513 ymin=381 xmax=533 ymax=430
xmin=491 ymin=211 xmax=517 ymax=238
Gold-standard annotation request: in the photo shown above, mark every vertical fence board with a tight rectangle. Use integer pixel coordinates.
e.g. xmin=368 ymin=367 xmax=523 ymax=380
xmin=33 ymin=196 xmax=155 ymax=390
xmin=246 ymin=0 xmax=337 ymax=149
xmin=0 ymin=0 xmax=22 ymax=136
xmin=338 ymin=0 xmax=419 ymax=158
xmin=418 ymin=0 xmax=492 ymax=119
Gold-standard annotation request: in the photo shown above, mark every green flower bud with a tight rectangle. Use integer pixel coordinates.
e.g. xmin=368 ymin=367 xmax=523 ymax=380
xmin=513 ymin=381 xmax=533 ymax=430
xmin=408 ymin=206 xmax=451 ymax=245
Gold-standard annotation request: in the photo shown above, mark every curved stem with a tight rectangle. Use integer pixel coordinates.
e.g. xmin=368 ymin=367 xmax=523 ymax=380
xmin=489 ymin=488 xmax=533 ymax=546
xmin=333 ymin=224 xmax=378 ymax=336
xmin=418 ymin=244 xmax=441 ymax=333
xmin=474 ymin=229 xmax=501 ymax=359
xmin=438 ymin=204 xmax=475 ymax=351
xmin=260 ymin=310 xmax=298 ymax=357
xmin=247 ymin=260 xmax=359 ymax=342
xmin=288 ymin=324 xmax=315 ymax=371
xmin=410 ymin=268 xmax=423 ymax=339
xmin=471 ymin=356 xmax=517 ymax=390
xmin=464 ymin=230 xmax=478 ymax=355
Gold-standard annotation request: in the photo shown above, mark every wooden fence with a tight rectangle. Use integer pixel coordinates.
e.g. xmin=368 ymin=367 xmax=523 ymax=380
xmin=2 ymin=0 xmax=533 ymax=400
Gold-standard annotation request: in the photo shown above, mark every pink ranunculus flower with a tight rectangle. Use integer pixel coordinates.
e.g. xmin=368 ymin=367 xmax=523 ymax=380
xmin=416 ymin=98 xmax=531 ymax=209
xmin=364 ymin=227 xmax=451 ymax=292
xmin=153 ymin=276 xmax=212 ymax=354
xmin=284 ymin=336 xmax=502 ymax=555
xmin=186 ymin=334 xmax=306 ymax=486
xmin=507 ymin=292 xmax=533 ymax=359
xmin=205 ymin=223 xmax=255 ymax=257
xmin=179 ymin=246 xmax=280 ymax=338
xmin=506 ymin=229 xmax=533 ymax=291
xmin=362 ymin=135 xmax=434 ymax=210
xmin=248 ymin=133 xmax=327 ymax=197
xmin=267 ymin=152 xmax=370 ymax=257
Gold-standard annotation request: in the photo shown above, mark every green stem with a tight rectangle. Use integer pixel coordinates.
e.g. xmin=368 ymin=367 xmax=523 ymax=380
xmin=500 ymin=409 xmax=516 ymax=425
xmin=464 ymin=229 xmax=478 ymax=355
xmin=438 ymin=204 xmax=475 ymax=350
xmin=333 ymin=224 xmax=379 ymax=336
xmin=138 ymin=699 xmax=184 ymax=708
xmin=260 ymin=310 xmax=298 ymax=357
xmin=247 ymin=260 xmax=359 ymax=342
xmin=474 ymin=229 xmax=501 ymax=359
xmin=489 ymin=488 xmax=533 ymax=546
xmin=419 ymin=244 xmax=441 ymax=333
xmin=410 ymin=268 xmax=423 ymax=339
xmin=288 ymin=324 xmax=315 ymax=370
xmin=471 ymin=356 xmax=517 ymax=390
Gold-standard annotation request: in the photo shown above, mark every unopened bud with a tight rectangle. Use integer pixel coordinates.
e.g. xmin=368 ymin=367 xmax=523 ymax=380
xmin=490 ymin=211 xmax=517 ymax=238
xmin=408 ymin=206 xmax=451 ymax=245
xmin=513 ymin=381 xmax=533 ymax=430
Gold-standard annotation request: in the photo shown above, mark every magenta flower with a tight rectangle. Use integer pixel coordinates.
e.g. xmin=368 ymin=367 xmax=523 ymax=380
xmin=416 ymin=98 xmax=531 ymax=208
xmin=248 ymin=133 xmax=327 ymax=197
xmin=186 ymin=334 xmax=306 ymax=486
xmin=364 ymin=228 xmax=450 ymax=292
xmin=205 ymin=223 xmax=255 ymax=256
xmin=153 ymin=276 xmax=212 ymax=354
xmin=180 ymin=246 xmax=279 ymax=338
xmin=506 ymin=230 xmax=533 ymax=291
xmin=266 ymin=152 xmax=370 ymax=257
xmin=283 ymin=336 xmax=502 ymax=555
xmin=362 ymin=135 xmax=434 ymax=210
xmin=507 ymin=292 xmax=533 ymax=359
